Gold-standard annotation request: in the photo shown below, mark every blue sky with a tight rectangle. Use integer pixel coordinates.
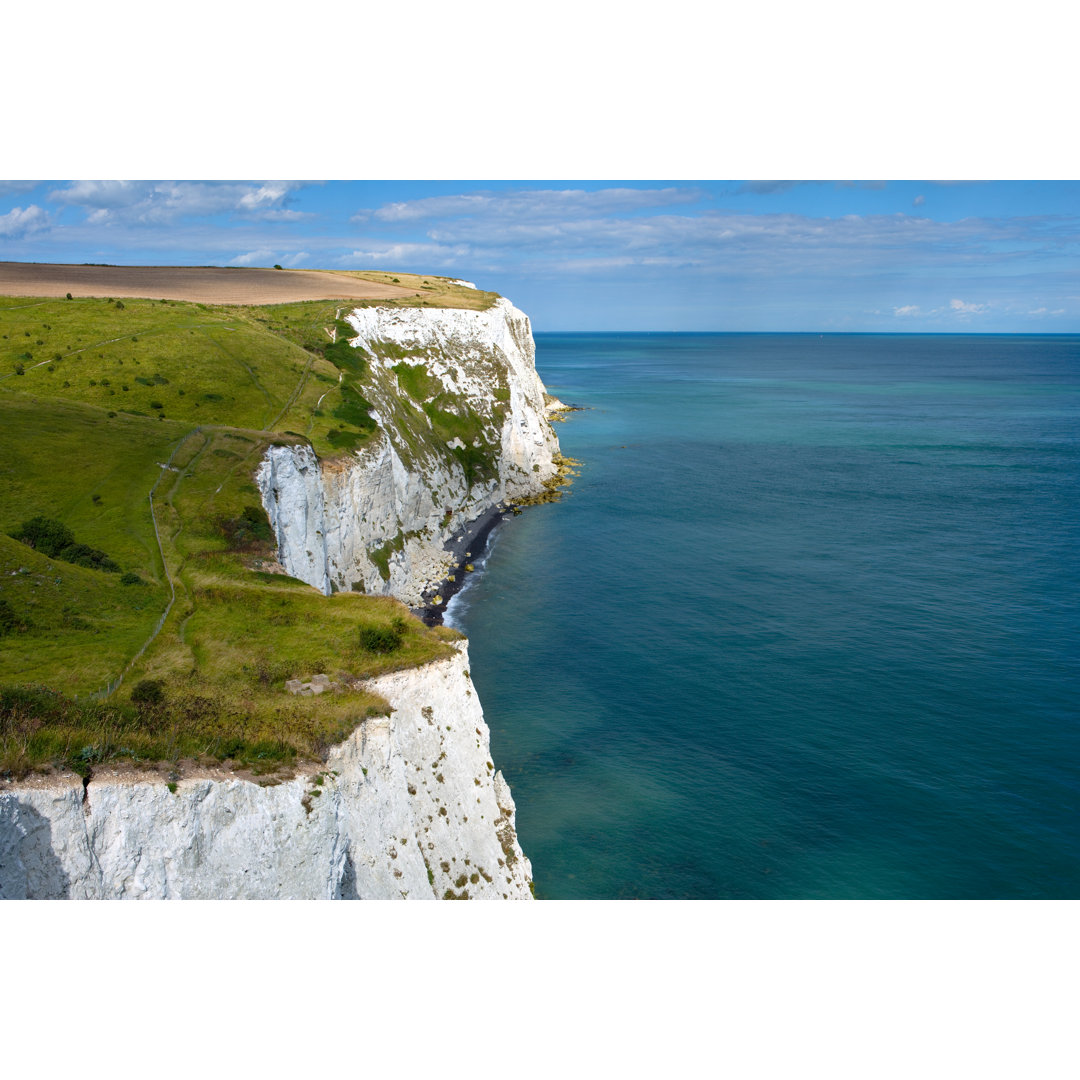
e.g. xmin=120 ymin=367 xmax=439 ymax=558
xmin=1 ymin=180 xmax=1077 ymax=332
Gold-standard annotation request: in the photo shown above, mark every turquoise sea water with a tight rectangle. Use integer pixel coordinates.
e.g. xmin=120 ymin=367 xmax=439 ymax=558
xmin=448 ymin=334 xmax=1080 ymax=899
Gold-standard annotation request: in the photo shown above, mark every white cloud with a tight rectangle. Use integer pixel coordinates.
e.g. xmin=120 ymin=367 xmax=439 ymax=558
xmin=893 ymin=304 xmax=921 ymax=316
xmin=0 ymin=204 xmax=49 ymax=238
xmin=237 ymin=182 xmax=297 ymax=211
xmin=258 ymin=209 xmax=312 ymax=222
xmin=361 ymin=187 xmax=702 ymax=225
xmin=545 ymin=254 xmax=706 ymax=274
xmin=340 ymin=241 xmax=471 ymax=267
xmin=228 ymin=248 xmax=275 ymax=266
xmin=913 ymin=195 xmax=925 ymax=207
xmin=418 ymin=209 xmax=1080 ymax=273
xmin=949 ymin=298 xmax=986 ymax=314
xmin=1028 ymin=307 xmax=1047 ymax=314
xmin=285 ymin=251 xmax=311 ymax=267
xmin=48 ymin=180 xmax=310 ymax=223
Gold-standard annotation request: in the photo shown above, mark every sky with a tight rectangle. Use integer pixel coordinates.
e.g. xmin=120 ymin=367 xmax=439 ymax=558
xmin=1 ymin=179 xmax=1078 ymax=332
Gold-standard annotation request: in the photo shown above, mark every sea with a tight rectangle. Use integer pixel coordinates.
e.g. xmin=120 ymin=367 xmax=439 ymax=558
xmin=445 ymin=333 xmax=1080 ymax=899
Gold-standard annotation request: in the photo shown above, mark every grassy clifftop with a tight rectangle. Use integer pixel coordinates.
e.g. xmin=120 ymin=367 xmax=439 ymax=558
xmin=321 ymin=270 xmax=499 ymax=312
xmin=0 ymin=288 xmax=465 ymax=780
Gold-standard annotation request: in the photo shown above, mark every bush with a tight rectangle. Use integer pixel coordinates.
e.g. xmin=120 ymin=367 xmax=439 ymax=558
xmin=332 ymin=384 xmax=376 ymax=431
xmin=131 ymin=679 xmax=165 ymax=707
xmin=219 ymin=505 xmax=273 ymax=549
xmin=65 ymin=292 xmax=72 ymax=300
xmin=13 ymin=362 xmax=23 ymax=375
xmin=57 ymin=543 xmax=121 ymax=572
xmin=273 ymin=264 xmax=283 ymax=270
xmin=358 ymin=624 xmax=404 ymax=654
xmin=120 ymin=571 xmax=144 ymax=586
xmin=9 ymin=517 xmax=120 ymax=572
xmin=11 ymin=516 xmax=75 ymax=557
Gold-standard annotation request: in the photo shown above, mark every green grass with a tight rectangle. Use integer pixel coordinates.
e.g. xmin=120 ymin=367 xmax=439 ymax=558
xmin=0 ymin=294 xmax=379 ymax=459
xmin=392 ymin=361 xmax=442 ymax=402
xmin=0 ymin=291 xmax=467 ymax=779
xmin=317 ymin=270 xmax=500 ymax=312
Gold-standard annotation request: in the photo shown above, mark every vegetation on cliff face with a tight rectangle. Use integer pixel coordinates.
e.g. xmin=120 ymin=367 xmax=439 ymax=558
xmin=0 ymin=291 xmax=466 ymax=780
xmin=361 ymin=334 xmax=511 ymax=489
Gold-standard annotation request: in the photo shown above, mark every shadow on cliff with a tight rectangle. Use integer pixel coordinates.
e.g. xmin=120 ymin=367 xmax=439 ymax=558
xmin=335 ymin=848 xmax=359 ymax=900
xmin=0 ymin=798 xmax=71 ymax=900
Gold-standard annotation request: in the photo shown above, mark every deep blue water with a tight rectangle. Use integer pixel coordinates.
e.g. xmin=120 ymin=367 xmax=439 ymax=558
xmin=448 ymin=334 xmax=1080 ymax=899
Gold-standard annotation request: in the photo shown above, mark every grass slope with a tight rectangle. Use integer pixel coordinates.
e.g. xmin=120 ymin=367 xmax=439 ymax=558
xmin=0 ymin=291 xmax=462 ymax=780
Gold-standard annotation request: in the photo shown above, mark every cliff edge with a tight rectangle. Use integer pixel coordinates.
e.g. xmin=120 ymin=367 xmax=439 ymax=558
xmin=0 ymin=644 xmax=531 ymax=899
xmin=256 ymin=297 xmax=562 ymax=604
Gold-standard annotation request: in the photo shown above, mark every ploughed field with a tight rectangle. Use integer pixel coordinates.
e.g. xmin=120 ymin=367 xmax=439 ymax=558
xmin=0 ymin=283 xmax=470 ymax=781
xmin=0 ymin=262 xmax=497 ymax=309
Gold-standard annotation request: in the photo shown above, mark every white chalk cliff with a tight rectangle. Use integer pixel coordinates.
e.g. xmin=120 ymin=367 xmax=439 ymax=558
xmin=256 ymin=298 xmax=562 ymax=604
xmin=0 ymin=295 xmax=562 ymax=900
xmin=0 ymin=645 xmax=532 ymax=899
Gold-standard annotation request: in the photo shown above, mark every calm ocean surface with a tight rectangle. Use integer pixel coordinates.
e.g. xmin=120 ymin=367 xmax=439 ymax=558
xmin=448 ymin=334 xmax=1080 ymax=899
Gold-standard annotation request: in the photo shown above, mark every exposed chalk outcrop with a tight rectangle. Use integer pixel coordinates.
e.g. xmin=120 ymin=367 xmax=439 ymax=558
xmin=256 ymin=298 xmax=561 ymax=604
xmin=0 ymin=644 xmax=531 ymax=900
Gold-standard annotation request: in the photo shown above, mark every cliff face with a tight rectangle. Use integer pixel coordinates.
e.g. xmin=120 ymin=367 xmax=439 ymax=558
xmin=1 ymin=294 xmax=555 ymax=900
xmin=0 ymin=643 xmax=532 ymax=899
xmin=256 ymin=298 xmax=561 ymax=603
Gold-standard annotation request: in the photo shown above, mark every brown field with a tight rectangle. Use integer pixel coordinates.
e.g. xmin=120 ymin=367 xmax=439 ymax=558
xmin=0 ymin=262 xmax=422 ymax=305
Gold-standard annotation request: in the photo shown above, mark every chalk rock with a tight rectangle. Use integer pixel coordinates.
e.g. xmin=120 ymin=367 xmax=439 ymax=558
xmin=0 ymin=644 xmax=532 ymax=900
xmin=255 ymin=298 xmax=561 ymax=605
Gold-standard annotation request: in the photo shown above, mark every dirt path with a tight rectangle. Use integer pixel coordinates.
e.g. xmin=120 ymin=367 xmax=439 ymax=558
xmin=0 ymin=262 xmax=420 ymax=305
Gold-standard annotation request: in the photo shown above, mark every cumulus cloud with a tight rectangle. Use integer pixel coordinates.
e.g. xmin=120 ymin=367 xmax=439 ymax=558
xmin=0 ymin=204 xmax=49 ymax=238
xmin=48 ymin=181 xmax=311 ymax=223
xmin=913 ymin=195 xmax=925 ymax=207
xmin=949 ymin=298 xmax=986 ymax=314
xmin=894 ymin=304 xmax=921 ymax=316
xmin=228 ymin=248 xmax=276 ymax=266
